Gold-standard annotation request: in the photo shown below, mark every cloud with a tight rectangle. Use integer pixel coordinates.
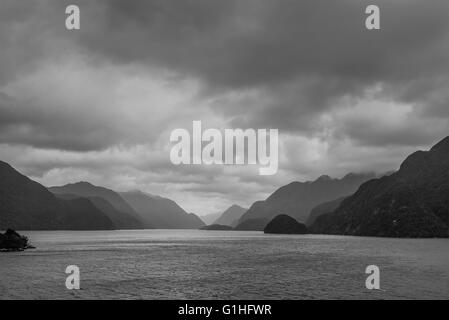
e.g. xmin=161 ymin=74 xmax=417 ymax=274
xmin=0 ymin=0 xmax=448 ymax=213
xmin=2 ymin=0 xmax=449 ymax=140
xmin=66 ymin=0 xmax=449 ymax=146
xmin=0 ymin=58 xmax=208 ymax=151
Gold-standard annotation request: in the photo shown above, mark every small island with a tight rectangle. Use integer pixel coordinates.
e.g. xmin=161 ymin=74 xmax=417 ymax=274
xmin=0 ymin=229 xmax=35 ymax=252
xmin=264 ymin=214 xmax=308 ymax=234
xmin=200 ymin=224 xmax=234 ymax=231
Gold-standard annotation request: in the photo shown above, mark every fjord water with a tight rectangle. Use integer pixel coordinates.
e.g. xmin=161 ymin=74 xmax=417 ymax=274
xmin=0 ymin=230 xmax=448 ymax=300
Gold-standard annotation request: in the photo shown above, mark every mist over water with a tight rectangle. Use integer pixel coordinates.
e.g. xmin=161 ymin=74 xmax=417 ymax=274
xmin=1 ymin=230 xmax=448 ymax=300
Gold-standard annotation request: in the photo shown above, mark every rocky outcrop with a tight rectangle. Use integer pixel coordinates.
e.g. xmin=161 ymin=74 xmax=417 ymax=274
xmin=0 ymin=229 xmax=34 ymax=251
xmin=264 ymin=215 xmax=308 ymax=234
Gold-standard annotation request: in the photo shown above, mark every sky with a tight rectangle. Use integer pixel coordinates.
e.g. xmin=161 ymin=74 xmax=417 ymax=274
xmin=0 ymin=0 xmax=448 ymax=216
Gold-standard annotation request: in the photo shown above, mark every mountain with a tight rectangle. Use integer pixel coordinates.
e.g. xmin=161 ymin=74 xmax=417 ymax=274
xmin=237 ymin=173 xmax=376 ymax=229
xmin=264 ymin=215 xmax=308 ymax=234
xmin=201 ymin=213 xmax=222 ymax=225
xmin=213 ymin=205 xmax=247 ymax=226
xmin=312 ymin=137 xmax=449 ymax=238
xmin=305 ymin=196 xmax=346 ymax=227
xmin=120 ymin=191 xmax=205 ymax=229
xmin=49 ymin=182 xmax=143 ymax=229
xmin=230 ymin=218 xmax=241 ymax=227
xmin=54 ymin=193 xmax=143 ymax=230
xmin=234 ymin=218 xmax=270 ymax=231
xmin=0 ymin=161 xmax=114 ymax=230
xmin=186 ymin=213 xmax=205 ymax=228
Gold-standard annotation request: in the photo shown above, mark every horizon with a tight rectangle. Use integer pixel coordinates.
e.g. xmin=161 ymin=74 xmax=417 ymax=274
xmin=1 ymin=133 xmax=447 ymax=217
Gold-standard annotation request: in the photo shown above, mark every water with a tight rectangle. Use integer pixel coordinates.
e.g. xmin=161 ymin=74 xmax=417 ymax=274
xmin=0 ymin=230 xmax=448 ymax=300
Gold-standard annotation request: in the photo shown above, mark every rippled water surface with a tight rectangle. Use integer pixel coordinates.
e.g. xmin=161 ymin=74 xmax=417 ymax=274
xmin=0 ymin=230 xmax=448 ymax=300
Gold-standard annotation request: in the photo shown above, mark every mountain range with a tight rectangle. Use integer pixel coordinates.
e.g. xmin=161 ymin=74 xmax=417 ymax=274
xmin=1 ymin=136 xmax=448 ymax=237
xmin=49 ymin=182 xmax=144 ymax=229
xmin=0 ymin=161 xmax=114 ymax=230
xmin=0 ymin=161 xmax=205 ymax=230
xmin=120 ymin=191 xmax=205 ymax=229
xmin=311 ymin=136 xmax=449 ymax=238
xmin=236 ymin=172 xmax=377 ymax=230
xmin=201 ymin=212 xmax=222 ymax=225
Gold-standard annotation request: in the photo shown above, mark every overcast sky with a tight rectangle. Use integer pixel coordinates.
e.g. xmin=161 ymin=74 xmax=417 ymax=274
xmin=1 ymin=0 xmax=448 ymax=215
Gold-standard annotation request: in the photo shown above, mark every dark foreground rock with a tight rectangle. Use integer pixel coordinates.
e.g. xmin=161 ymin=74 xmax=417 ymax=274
xmin=0 ymin=229 xmax=35 ymax=252
xmin=264 ymin=214 xmax=308 ymax=234
xmin=200 ymin=224 xmax=234 ymax=230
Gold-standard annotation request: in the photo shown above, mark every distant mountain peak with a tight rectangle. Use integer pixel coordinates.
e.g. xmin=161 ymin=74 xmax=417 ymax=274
xmin=57 ymin=181 xmax=97 ymax=189
xmin=343 ymin=172 xmax=363 ymax=179
xmin=285 ymin=172 xmax=373 ymax=187
xmin=316 ymin=175 xmax=332 ymax=182
xmin=120 ymin=191 xmax=205 ymax=229
xmin=124 ymin=189 xmax=161 ymax=200
xmin=213 ymin=204 xmax=247 ymax=226
xmin=78 ymin=181 xmax=92 ymax=184
xmin=50 ymin=181 xmax=118 ymax=195
xmin=239 ymin=171 xmax=377 ymax=226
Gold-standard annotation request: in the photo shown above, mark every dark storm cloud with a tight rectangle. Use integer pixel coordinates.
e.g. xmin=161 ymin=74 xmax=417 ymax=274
xmin=1 ymin=0 xmax=449 ymax=150
xmin=0 ymin=1 xmax=74 ymax=85
xmin=82 ymin=0 xmax=449 ymax=88
xmin=0 ymin=93 xmax=114 ymax=151
xmin=71 ymin=0 xmax=449 ymax=145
